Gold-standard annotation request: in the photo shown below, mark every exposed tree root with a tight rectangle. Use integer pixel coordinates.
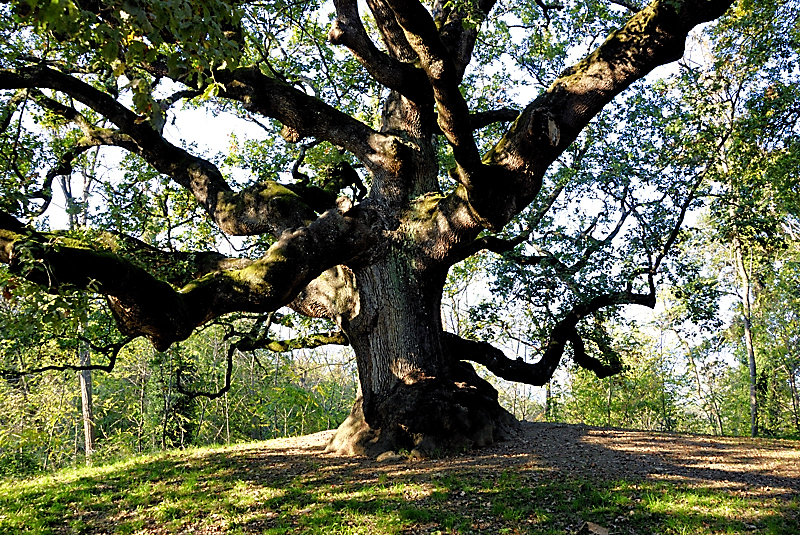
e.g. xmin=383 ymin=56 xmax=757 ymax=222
xmin=326 ymin=362 xmax=519 ymax=458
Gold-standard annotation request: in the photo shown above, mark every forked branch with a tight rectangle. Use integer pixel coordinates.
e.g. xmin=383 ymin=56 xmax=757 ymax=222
xmin=329 ymin=0 xmax=432 ymax=103
xmin=384 ymin=0 xmax=482 ymax=185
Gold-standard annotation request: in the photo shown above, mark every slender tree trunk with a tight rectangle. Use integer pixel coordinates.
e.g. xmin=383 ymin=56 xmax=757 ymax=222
xmin=788 ymin=366 xmax=800 ymax=434
xmin=734 ymin=236 xmax=758 ymax=437
xmin=545 ymin=382 xmax=552 ymax=422
xmin=161 ymin=357 xmax=171 ymax=450
xmin=224 ymin=391 xmax=231 ymax=445
xmin=711 ymin=391 xmax=725 ymax=436
xmin=78 ymin=346 xmax=95 ymax=463
xmin=61 ymin=169 xmax=98 ymax=463
xmin=195 ymin=400 xmax=206 ymax=445
xmin=137 ymin=370 xmax=146 ymax=453
xmin=683 ymin=341 xmax=723 ymax=434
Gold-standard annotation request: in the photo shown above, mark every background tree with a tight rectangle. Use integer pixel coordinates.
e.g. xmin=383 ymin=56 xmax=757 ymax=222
xmin=0 ymin=0 xmax=739 ymax=457
xmin=678 ymin=0 xmax=800 ymax=437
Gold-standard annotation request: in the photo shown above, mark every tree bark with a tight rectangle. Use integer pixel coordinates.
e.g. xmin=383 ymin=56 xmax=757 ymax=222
xmin=326 ymin=244 xmax=518 ymax=456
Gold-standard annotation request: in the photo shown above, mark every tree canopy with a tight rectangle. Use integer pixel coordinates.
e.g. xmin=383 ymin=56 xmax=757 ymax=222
xmin=4 ymin=0 xmax=789 ymax=456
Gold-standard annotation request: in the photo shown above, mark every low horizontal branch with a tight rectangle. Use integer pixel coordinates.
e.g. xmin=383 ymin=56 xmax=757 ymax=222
xmin=175 ymin=329 xmax=349 ymax=400
xmin=0 ymin=204 xmax=385 ymax=351
xmin=237 ymin=330 xmax=349 ymax=353
xmin=445 ymin=332 xmax=556 ymax=386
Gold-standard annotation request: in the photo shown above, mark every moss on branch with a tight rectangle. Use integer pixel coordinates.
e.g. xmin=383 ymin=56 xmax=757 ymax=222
xmin=0 ymin=204 xmax=383 ymax=351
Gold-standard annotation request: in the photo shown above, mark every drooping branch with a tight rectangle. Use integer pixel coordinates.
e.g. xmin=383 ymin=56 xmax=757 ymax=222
xmin=447 ymin=289 xmax=656 ymax=385
xmin=33 ymin=144 xmax=93 ymax=216
xmin=568 ymin=328 xmax=622 ymax=379
xmin=0 ymin=65 xmax=338 ymax=236
xmin=0 ymin=205 xmax=386 ymax=350
xmin=445 ymin=332 xmax=559 ymax=386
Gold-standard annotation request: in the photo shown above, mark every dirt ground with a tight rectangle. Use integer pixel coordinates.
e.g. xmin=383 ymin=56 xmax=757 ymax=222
xmin=67 ymin=422 xmax=798 ymax=535
xmin=262 ymin=422 xmax=800 ymax=498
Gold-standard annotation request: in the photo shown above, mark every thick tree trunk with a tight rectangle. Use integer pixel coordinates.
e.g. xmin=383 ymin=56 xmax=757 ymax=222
xmin=326 ymin=246 xmax=518 ymax=457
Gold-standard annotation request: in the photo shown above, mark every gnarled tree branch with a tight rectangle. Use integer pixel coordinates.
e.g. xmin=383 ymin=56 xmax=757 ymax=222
xmin=447 ymin=289 xmax=656 ymax=385
xmin=0 ymin=205 xmax=386 ymax=350
xmin=329 ymin=0 xmax=432 ymax=104
xmin=384 ymin=0 xmax=483 ymax=186
xmin=471 ymin=0 xmax=736 ymax=230
xmin=0 ymin=65 xmax=334 ymax=236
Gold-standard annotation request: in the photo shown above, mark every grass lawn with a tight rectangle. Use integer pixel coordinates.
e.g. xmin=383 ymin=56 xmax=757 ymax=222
xmin=0 ymin=431 xmax=797 ymax=534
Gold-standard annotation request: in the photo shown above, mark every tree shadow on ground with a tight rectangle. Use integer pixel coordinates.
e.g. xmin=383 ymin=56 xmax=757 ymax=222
xmin=504 ymin=422 xmax=800 ymax=498
xmin=2 ymin=424 xmax=798 ymax=534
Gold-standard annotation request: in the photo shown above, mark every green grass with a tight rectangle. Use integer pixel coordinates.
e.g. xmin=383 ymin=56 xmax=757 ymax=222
xmin=0 ymin=441 xmax=797 ymax=534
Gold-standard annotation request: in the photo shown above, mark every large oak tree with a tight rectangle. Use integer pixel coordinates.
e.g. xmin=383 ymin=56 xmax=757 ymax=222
xmin=0 ymin=0 xmax=735 ymax=456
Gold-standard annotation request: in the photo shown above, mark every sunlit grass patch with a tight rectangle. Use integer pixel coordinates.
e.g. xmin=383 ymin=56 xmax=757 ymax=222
xmin=226 ymin=478 xmax=286 ymax=507
xmin=639 ymin=484 xmax=800 ymax=535
xmin=0 ymin=438 xmax=797 ymax=534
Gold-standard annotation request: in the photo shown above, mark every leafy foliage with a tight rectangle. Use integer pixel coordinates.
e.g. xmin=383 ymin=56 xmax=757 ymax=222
xmin=0 ymin=0 xmax=794 ymax=463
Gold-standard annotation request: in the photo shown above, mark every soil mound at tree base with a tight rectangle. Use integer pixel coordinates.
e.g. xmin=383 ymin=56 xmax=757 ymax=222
xmin=285 ymin=421 xmax=800 ymax=497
